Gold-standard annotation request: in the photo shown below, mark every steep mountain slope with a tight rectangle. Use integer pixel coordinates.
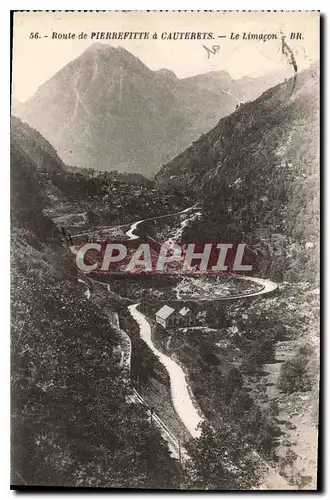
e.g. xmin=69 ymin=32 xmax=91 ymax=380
xmin=17 ymin=43 xmax=289 ymax=178
xmin=155 ymin=65 xmax=320 ymax=491
xmin=11 ymin=116 xmax=65 ymax=172
xmin=156 ymin=64 xmax=319 ymax=282
xmin=11 ymin=116 xmax=181 ymax=488
xmin=11 ymin=116 xmax=67 ymax=240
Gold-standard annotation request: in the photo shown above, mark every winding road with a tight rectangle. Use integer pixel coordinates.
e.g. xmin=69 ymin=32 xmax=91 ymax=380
xmin=122 ymin=208 xmax=287 ymax=488
xmin=74 ymin=206 xmax=278 ymax=439
xmin=126 ymin=302 xmax=291 ymax=490
xmin=125 ymin=204 xmax=198 ymax=241
xmin=73 ymin=205 xmax=290 ymax=488
xmin=122 ymin=206 xmax=278 ymax=301
xmin=128 ymin=304 xmax=203 ymax=438
xmin=110 ymin=206 xmax=277 ymax=437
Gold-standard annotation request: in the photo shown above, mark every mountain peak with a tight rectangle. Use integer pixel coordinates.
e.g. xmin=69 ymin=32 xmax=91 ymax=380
xmin=83 ymin=42 xmax=116 ymax=54
xmin=156 ymin=68 xmax=178 ymax=81
xmin=83 ymin=43 xmax=141 ymax=60
xmin=81 ymin=43 xmax=149 ymax=75
xmin=19 ymin=45 xmax=299 ymax=178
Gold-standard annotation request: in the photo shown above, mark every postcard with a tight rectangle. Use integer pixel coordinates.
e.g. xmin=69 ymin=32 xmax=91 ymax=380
xmin=11 ymin=10 xmax=320 ymax=490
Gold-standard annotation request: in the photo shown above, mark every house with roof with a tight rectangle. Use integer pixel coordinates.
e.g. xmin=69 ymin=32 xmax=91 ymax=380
xmin=178 ymin=306 xmax=191 ymax=324
xmin=155 ymin=304 xmax=192 ymax=329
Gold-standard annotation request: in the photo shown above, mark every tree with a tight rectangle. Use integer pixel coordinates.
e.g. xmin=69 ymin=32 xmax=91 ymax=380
xmin=185 ymin=421 xmax=261 ymax=490
xmin=241 ymin=339 xmax=275 ymax=373
xmin=277 ymin=349 xmax=312 ymax=394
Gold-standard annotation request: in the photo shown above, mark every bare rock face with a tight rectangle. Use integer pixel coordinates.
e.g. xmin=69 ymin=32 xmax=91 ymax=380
xmin=17 ymin=43 xmax=290 ymax=178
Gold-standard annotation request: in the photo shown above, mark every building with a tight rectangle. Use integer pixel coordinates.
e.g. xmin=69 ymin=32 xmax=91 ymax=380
xmin=155 ymin=305 xmax=175 ymax=328
xmin=178 ymin=306 xmax=192 ymax=325
xmin=155 ymin=304 xmax=192 ymax=329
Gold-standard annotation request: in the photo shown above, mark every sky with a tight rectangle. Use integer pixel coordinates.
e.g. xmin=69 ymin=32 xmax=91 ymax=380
xmin=12 ymin=10 xmax=319 ymax=102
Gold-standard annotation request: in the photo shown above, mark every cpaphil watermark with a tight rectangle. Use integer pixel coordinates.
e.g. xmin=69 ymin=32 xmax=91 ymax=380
xmin=71 ymin=240 xmax=254 ymax=276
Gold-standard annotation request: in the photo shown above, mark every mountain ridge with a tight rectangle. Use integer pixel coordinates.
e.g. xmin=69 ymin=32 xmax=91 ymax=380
xmin=16 ymin=43 xmax=292 ymax=178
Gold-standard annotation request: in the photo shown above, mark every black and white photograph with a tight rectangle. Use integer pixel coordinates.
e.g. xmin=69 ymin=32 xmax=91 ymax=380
xmin=10 ymin=10 xmax=320 ymax=490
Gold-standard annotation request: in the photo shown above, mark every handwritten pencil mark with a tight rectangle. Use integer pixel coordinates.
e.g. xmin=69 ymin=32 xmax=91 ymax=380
xmin=203 ymin=44 xmax=220 ymax=59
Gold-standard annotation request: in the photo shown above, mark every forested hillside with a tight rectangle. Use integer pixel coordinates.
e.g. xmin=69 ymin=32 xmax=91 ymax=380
xmin=11 ymin=118 xmax=181 ymax=488
xmin=156 ymin=64 xmax=319 ymax=282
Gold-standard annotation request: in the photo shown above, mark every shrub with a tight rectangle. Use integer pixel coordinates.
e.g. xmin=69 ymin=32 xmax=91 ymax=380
xmin=277 ymin=347 xmax=313 ymax=394
xmin=241 ymin=339 xmax=275 ymax=373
